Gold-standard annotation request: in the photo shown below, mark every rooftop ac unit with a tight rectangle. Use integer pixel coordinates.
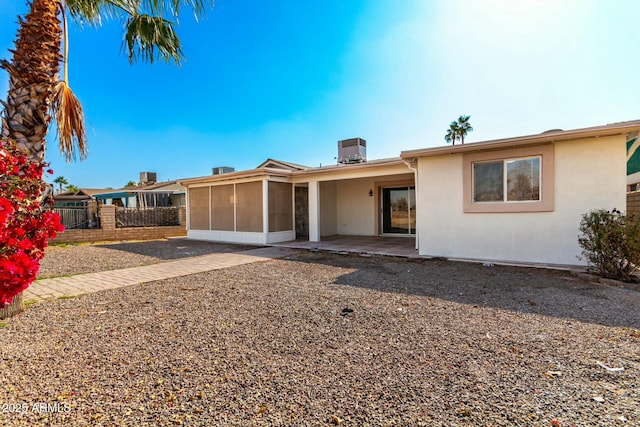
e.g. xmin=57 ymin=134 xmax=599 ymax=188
xmin=338 ymin=138 xmax=366 ymax=164
xmin=139 ymin=172 xmax=157 ymax=184
xmin=212 ymin=166 xmax=235 ymax=175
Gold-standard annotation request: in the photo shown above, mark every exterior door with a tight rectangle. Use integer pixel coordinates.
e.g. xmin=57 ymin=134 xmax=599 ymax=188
xmin=382 ymin=187 xmax=415 ymax=235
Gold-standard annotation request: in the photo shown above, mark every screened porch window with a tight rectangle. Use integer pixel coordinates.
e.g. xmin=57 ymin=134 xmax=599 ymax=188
xmin=473 ymin=156 xmax=541 ymax=203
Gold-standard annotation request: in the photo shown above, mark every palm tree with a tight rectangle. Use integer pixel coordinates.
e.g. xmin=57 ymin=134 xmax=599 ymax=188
xmin=53 ymin=175 xmax=68 ymax=193
xmin=2 ymin=0 xmax=213 ymax=161
xmin=445 ymin=121 xmax=461 ymax=146
xmin=456 ymin=115 xmax=473 ymax=144
xmin=0 ymin=0 xmax=214 ymax=318
xmin=65 ymin=184 xmax=79 ymax=193
xmin=444 ymin=115 xmax=474 ymax=146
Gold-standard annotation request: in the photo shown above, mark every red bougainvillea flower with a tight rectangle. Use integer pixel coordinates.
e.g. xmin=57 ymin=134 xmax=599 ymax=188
xmin=0 ymin=138 xmax=63 ymax=306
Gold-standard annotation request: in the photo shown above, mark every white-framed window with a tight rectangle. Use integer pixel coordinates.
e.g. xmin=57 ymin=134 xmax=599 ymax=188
xmin=473 ymin=156 xmax=541 ymax=203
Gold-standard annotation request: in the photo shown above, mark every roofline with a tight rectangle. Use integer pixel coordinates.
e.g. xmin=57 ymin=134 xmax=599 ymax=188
xmin=293 ymin=157 xmax=406 ymax=176
xmin=178 ymin=167 xmax=293 ymax=186
xmin=256 ymin=158 xmax=309 ymax=170
xmin=93 ymin=189 xmax=183 ymax=197
xmin=401 ymin=121 xmax=640 ymax=159
xmin=178 ymin=158 xmax=408 ymax=186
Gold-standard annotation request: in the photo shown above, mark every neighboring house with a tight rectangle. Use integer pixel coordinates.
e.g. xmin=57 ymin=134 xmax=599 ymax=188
xmin=93 ymin=180 xmax=186 ymax=208
xmin=53 ymin=188 xmax=106 ymax=207
xmin=178 ymin=121 xmax=640 ymax=266
xmin=626 ymin=134 xmax=640 ymax=191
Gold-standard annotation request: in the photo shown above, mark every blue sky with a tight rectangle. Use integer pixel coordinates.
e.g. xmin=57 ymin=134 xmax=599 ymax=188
xmin=1 ymin=0 xmax=639 ymax=189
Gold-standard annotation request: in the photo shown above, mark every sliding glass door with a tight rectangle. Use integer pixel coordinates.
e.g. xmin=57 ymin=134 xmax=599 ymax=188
xmin=382 ymin=187 xmax=415 ymax=235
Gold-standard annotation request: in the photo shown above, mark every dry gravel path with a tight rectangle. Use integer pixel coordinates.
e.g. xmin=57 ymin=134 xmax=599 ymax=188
xmin=0 ymin=243 xmax=639 ymax=426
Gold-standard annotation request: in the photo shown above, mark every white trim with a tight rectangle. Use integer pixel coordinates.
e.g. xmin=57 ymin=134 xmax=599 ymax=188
xmin=266 ymin=230 xmax=295 ymax=244
xmin=187 ymin=229 xmax=294 ymax=245
xmin=627 ymin=170 xmax=640 ymax=186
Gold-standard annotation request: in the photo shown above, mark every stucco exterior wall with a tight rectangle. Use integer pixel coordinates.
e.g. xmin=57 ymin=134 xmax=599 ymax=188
xmin=416 ymin=135 xmax=626 ymax=265
xmin=335 ymin=178 xmax=376 ymax=235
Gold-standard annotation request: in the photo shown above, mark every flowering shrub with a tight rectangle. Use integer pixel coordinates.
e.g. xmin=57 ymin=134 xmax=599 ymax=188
xmin=0 ymin=138 xmax=64 ymax=306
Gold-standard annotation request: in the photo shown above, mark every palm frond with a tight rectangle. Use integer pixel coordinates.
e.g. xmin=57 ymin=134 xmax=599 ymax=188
xmin=66 ymin=0 xmax=139 ymax=24
xmin=64 ymin=0 xmax=106 ymax=24
xmin=157 ymin=0 xmax=214 ymax=16
xmin=124 ymin=14 xmax=183 ymax=63
xmin=51 ymin=81 xmax=88 ymax=162
xmin=445 ymin=121 xmax=461 ymax=145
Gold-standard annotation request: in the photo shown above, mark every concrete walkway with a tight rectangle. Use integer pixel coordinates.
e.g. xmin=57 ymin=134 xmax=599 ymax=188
xmin=25 ymin=247 xmax=298 ymax=302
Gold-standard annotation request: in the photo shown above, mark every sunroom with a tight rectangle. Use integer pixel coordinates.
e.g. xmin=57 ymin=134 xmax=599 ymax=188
xmin=178 ymin=158 xmax=417 ymax=247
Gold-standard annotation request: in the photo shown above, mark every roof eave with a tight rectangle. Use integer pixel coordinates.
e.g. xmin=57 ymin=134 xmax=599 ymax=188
xmin=178 ymin=167 xmax=293 ymax=186
xmin=293 ymin=158 xmax=407 ymax=176
xmin=401 ymin=123 xmax=640 ymax=159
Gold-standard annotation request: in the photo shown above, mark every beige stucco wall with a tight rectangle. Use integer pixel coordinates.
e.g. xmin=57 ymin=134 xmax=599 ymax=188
xmin=335 ymin=178 xmax=377 ymax=235
xmin=416 ymin=135 xmax=626 ymax=265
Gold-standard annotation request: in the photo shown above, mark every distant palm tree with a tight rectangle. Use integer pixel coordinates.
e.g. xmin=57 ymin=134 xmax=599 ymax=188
xmin=125 ymin=180 xmax=138 ymax=188
xmin=457 ymin=115 xmax=474 ymax=144
xmin=445 ymin=121 xmax=461 ymax=146
xmin=53 ymin=176 xmax=68 ymax=193
xmin=444 ymin=115 xmax=474 ymax=145
xmin=65 ymin=184 xmax=79 ymax=193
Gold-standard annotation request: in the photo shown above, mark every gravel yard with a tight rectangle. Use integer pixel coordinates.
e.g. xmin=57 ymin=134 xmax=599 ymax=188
xmin=1 ymin=244 xmax=639 ymax=426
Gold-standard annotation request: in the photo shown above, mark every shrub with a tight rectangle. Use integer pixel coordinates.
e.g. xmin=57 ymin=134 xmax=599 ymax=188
xmin=0 ymin=138 xmax=64 ymax=306
xmin=578 ymin=208 xmax=640 ymax=282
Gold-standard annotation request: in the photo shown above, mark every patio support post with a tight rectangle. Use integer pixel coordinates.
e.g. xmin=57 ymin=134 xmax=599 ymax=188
xmin=308 ymin=180 xmax=320 ymax=242
xmin=403 ymin=157 xmax=419 ymax=250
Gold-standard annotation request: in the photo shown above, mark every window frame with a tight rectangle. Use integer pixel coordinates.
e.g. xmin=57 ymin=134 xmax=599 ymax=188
xmin=473 ymin=155 xmax=542 ymax=204
xmin=463 ymin=144 xmax=554 ymax=213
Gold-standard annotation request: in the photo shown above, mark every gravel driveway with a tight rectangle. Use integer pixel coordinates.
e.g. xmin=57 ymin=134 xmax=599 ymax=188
xmin=0 ymin=244 xmax=638 ymax=426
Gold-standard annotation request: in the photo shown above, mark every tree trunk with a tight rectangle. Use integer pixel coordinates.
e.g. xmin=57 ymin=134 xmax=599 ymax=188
xmin=1 ymin=0 xmax=61 ymax=318
xmin=0 ymin=294 xmax=25 ymax=320
xmin=1 ymin=0 xmax=61 ymax=161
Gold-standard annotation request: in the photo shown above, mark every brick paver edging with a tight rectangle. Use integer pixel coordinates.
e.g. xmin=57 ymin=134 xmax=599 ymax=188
xmin=25 ymin=247 xmax=298 ymax=302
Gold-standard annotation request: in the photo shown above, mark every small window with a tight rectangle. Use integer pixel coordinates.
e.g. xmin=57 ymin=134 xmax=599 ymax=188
xmin=473 ymin=156 xmax=541 ymax=203
xmin=473 ymin=161 xmax=503 ymax=202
